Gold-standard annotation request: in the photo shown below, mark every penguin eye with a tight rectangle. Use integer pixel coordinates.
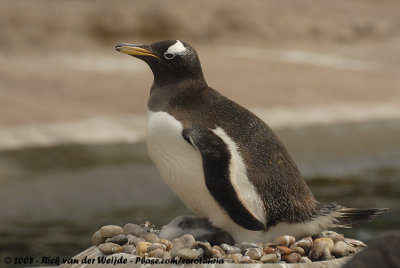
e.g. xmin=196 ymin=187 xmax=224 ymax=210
xmin=164 ymin=52 xmax=176 ymax=60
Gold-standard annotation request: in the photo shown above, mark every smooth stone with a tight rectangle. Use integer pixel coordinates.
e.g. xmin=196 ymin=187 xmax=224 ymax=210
xmin=274 ymin=235 xmax=296 ymax=247
xmin=239 ymin=242 xmax=260 ymax=254
xmin=225 ymin=253 xmax=242 ymax=261
xmin=140 ymin=221 xmax=156 ymax=233
xmin=106 ymin=234 xmax=128 ymax=246
xmin=100 ymin=225 xmax=124 ymax=238
xmin=170 ymin=235 xmax=196 ymax=257
xmin=309 ymin=239 xmax=334 ymax=261
xmin=282 ymin=252 xmax=302 ymax=263
xmin=149 ymin=248 xmax=169 ymax=259
xmin=314 ymin=238 xmax=335 ymax=252
xmin=260 ymin=253 xmax=280 ymax=263
xmin=148 ymin=242 xmax=165 ymax=252
xmin=128 ymin=235 xmax=146 ymax=246
xmin=344 ymin=238 xmax=367 ymax=248
xmin=98 ymin=243 xmax=123 ymax=254
xmin=159 ymin=239 xmax=173 ymax=251
xmin=176 ymin=248 xmax=199 ymax=260
xmin=124 ymin=223 xmax=148 ymax=237
xmin=212 ymin=245 xmax=225 ymax=255
xmin=220 ymin=244 xmax=241 ymax=254
xmin=136 ymin=241 xmax=151 ymax=255
xmin=196 ymin=248 xmax=205 ymax=258
xmin=333 ymin=240 xmax=350 ymax=257
xmin=122 ymin=244 xmax=136 ymax=254
xmin=91 ymin=230 xmax=105 ymax=246
xmin=278 ymin=246 xmax=292 ymax=255
xmin=194 ymin=242 xmax=214 ymax=258
xmin=145 ymin=233 xmax=159 ymax=243
xmin=322 ymin=247 xmax=333 ymax=260
xmin=263 ymin=246 xmax=276 ymax=254
xmin=295 ymin=237 xmax=313 ymax=251
xmin=237 ymin=256 xmax=251 ymax=263
xmin=245 ymin=248 xmax=263 ymax=260
xmin=300 ymin=256 xmax=312 ymax=263
xmin=291 ymin=246 xmax=305 ymax=256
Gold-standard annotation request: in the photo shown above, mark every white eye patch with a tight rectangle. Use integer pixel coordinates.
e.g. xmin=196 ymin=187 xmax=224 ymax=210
xmin=164 ymin=40 xmax=187 ymax=60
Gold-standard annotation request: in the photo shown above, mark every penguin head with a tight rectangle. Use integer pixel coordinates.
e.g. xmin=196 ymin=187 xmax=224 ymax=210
xmin=116 ymin=40 xmax=206 ymax=87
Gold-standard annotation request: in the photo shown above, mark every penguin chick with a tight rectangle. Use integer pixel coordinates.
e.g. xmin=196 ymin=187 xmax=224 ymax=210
xmin=115 ymin=40 xmax=387 ymax=243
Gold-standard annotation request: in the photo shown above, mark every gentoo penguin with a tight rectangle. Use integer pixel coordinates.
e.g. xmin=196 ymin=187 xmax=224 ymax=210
xmin=115 ymin=40 xmax=386 ymax=243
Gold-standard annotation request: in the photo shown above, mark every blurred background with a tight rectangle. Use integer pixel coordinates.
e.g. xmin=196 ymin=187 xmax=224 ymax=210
xmin=0 ymin=0 xmax=399 ymax=262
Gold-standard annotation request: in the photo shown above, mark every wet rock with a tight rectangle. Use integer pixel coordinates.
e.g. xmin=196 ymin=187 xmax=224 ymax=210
xmin=100 ymin=225 xmax=124 ymax=238
xmin=145 ymin=233 xmax=159 ymax=243
xmin=282 ymin=252 xmax=302 ymax=263
xmin=127 ymin=235 xmax=145 ymax=246
xmin=220 ymin=244 xmax=240 ymax=254
xmin=159 ymin=239 xmax=173 ymax=251
xmin=295 ymin=237 xmax=313 ymax=251
xmin=278 ymin=246 xmax=292 ymax=255
xmin=176 ymin=248 xmax=199 ymax=260
xmin=194 ymin=242 xmax=214 ymax=258
xmin=148 ymin=243 xmax=165 ymax=252
xmin=291 ymin=246 xmax=305 ymax=256
xmin=136 ymin=241 xmax=151 ymax=255
xmin=122 ymin=244 xmax=135 ymax=254
xmin=149 ymin=248 xmax=169 ymax=259
xmin=333 ymin=241 xmax=350 ymax=257
xmin=274 ymin=235 xmax=296 ymax=247
xmin=106 ymin=234 xmax=128 ymax=246
xmin=98 ymin=243 xmax=123 ymax=254
xmin=260 ymin=253 xmax=280 ymax=263
xmin=124 ymin=223 xmax=148 ymax=237
xmin=263 ymin=246 xmax=276 ymax=254
xmin=245 ymin=248 xmax=263 ymax=260
xmin=91 ymin=230 xmax=105 ymax=246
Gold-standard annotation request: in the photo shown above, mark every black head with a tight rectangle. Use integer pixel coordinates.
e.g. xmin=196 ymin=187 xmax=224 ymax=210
xmin=115 ymin=40 xmax=206 ymax=87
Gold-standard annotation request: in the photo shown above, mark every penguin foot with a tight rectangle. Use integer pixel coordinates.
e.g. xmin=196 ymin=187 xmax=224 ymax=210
xmin=159 ymin=215 xmax=234 ymax=245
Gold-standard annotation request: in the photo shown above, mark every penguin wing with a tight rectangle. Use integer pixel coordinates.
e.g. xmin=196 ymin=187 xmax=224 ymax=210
xmin=182 ymin=127 xmax=266 ymax=231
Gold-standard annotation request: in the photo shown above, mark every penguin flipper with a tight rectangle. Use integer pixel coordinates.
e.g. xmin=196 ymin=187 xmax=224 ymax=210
xmin=182 ymin=127 xmax=266 ymax=231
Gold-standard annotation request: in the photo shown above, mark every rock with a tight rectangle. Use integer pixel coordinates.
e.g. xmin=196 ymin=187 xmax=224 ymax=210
xmin=122 ymin=244 xmax=135 ymax=254
xmin=194 ymin=242 xmax=214 ymax=258
xmin=239 ymin=242 xmax=260 ymax=254
xmin=278 ymin=246 xmax=292 ymax=255
xmin=148 ymin=243 xmax=165 ymax=252
xmin=106 ymin=234 xmax=128 ymax=246
xmin=322 ymin=247 xmax=333 ymax=260
xmin=274 ymin=235 xmax=296 ymax=246
xmin=260 ymin=253 xmax=280 ymax=263
xmin=159 ymin=239 xmax=173 ymax=251
xmin=300 ymin=256 xmax=312 ymax=263
xmin=127 ymin=235 xmax=146 ymax=246
xmin=263 ymin=246 xmax=276 ymax=254
xmin=291 ymin=246 xmax=305 ymax=256
xmin=212 ymin=245 xmax=225 ymax=255
xmin=282 ymin=252 xmax=302 ymax=263
xmin=314 ymin=238 xmax=334 ymax=252
xmin=170 ymin=234 xmax=196 ymax=257
xmin=344 ymin=238 xmax=367 ymax=248
xmin=140 ymin=221 xmax=156 ymax=233
xmin=237 ymin=256 xmax=252 ymax=263
xmin=149 ymin=248 xmax=169 ymax=259
xmin=212 ymin=249 xmax=224 ymax=258
xmin=123 ymin=223 xmax=148 ymax=237
xmin=220 ymin=244 xmax=241 ymax=254
xmin=225 ymin=253 xmax=242 ymax=261
xmin=295 ymin=237 xmax=313 ymax=251
xmin=91 ymin=230 xmax=105 ymax=246
xmin=100 ymin=225 xmax=124 ymax=238
xmin=333 ymin=240 xmax=350 ymax=257
xmin=98 ymin=243 xmax=123 ymax=254
xmin=176 ymin=248 xmax=199 ymax=260
xmin=145 ymin=233 xmax=159 ymax=243
xmin=136 ymin=241 xmax=151 ymax=255
xmin=245 ymin=248 xmax=263 ymax=260
xmin=309 ymin=238 xmax=334 ymax=261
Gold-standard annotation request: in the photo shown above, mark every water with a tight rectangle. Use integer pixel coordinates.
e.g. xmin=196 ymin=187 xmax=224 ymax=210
xmin=0 ymin=120 xmax=399 ymax=262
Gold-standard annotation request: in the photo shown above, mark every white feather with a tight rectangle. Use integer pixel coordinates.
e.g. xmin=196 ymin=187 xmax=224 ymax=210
xmin=165 ymin=40 xmax=187 ymax=55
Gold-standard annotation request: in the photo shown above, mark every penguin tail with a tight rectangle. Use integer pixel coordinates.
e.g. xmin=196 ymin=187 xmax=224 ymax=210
xmin=316 ymin=203 xmax=388 ymax=228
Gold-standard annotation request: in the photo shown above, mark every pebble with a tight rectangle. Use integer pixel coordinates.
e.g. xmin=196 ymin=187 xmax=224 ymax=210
xmin=123 ymin=223 xmax=148 ymax=237
xmin=100 ymin=225 xmax=124 ymax=238
xmin=221 ymin=244 xmax=241 ymax=254
xmin=239 ymin=242 xmax=260 ymax=254
xmin=91 ymin=230 xmax=105 ymax=246
xmin=98 ymin=243 xmax=123 ymax=254
xmin=314 ymin=238 xmax=335 ymax=252
xmin=274 ymin=235 xmax=296 ymax=247
xmin=309 ymin=238 xmax=334 ymax=261
xmin=176 ymin=248 xmax=199 ymax=260
xmin=136 ymin=241 xmax=151 ymax=256
xmin=300 ymin=256 xmax=312 ymax=263
xmin=106 ymin=234 xmax=128 ymax=246
xmin=245 ymin=248 xmax=263 ymax=260
xmin=170 ymin=234 xmax=196 ymax=257
xmin=128 ymin=235 xmax=146 ymax=246
xmin=148 ymin=242 xmax=165 ymax=252
xmin=149 ymin=248 xmax=169 ymax=258
xmin=344 ymin=238 xmax=367 ymax=248
xmin=295 ymin=237 xmax=313 ymax=251
xmin=122 ymin=245 xmax=135 ymax=254
xmin=194 ymin=242 xmax=214 ymax=258
xmin=260 ymin=253 xmax=280 ymax=263
xmin=237 ymin=256 xmax=252 ymax=263
xmin=212 ymin=245 xmax=225 ymax=255
xmin=225 ymin=253 xmax=242 ymax=261
xmin=145 ymin=233 xmax=159 ymax=243
xmin=333 ymin=241 xmax=350 ymax=257
xmin=291 ymin=246 xmax=305 ymax=256
xmin=282 ymin=252 xmax=302 ymax=263
xmin=159 ymin=239 xmax=173 ymax=251
xmin=278 ymin=246 xmax=292 ymax=255
xmin=263 ymin=246 xmax=276 ymax=254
